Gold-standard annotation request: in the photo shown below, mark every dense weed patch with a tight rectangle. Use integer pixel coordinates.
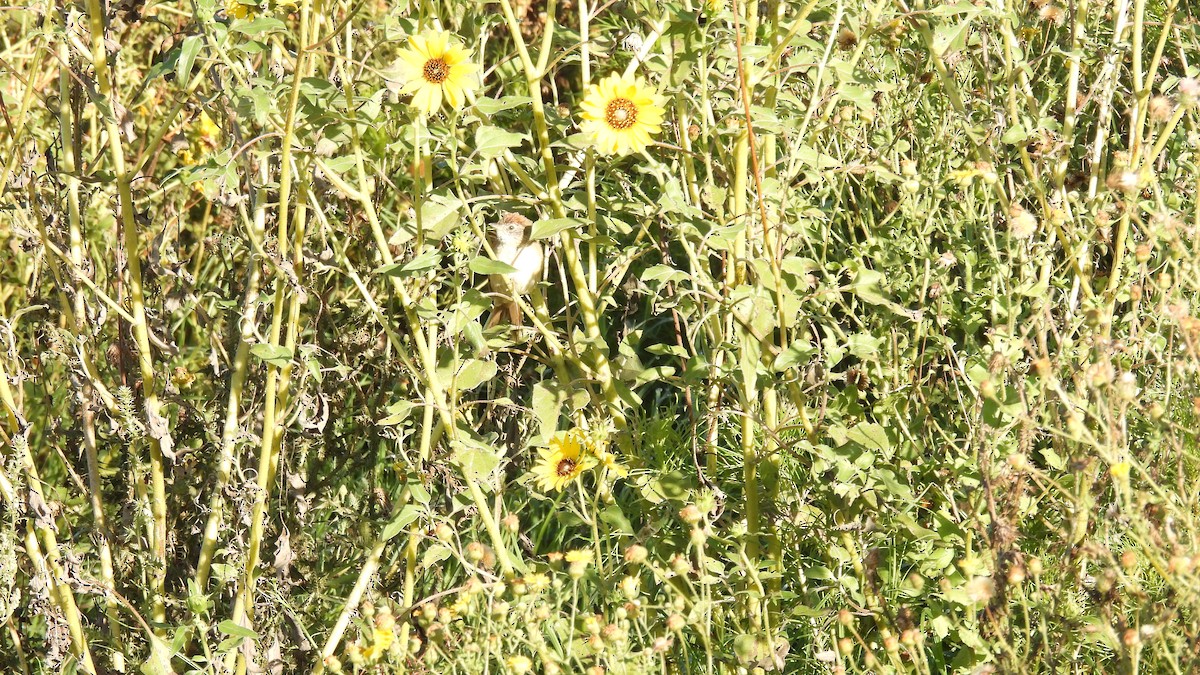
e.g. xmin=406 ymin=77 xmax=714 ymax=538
xmin=3 ymin=0 xmax=1200 ymax=673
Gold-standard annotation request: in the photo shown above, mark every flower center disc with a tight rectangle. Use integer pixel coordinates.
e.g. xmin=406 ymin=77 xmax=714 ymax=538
xmin=605 ymin=98 xmax=638 ymax=130
xmin=556 ymin=459 xmax=577 ymax=476
xmin=423 ymin=58 xmax=449 ymax=84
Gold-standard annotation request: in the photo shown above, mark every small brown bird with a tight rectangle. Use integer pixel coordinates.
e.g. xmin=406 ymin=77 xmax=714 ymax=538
xmin=486 ymin=212 xmax=544 ymax=327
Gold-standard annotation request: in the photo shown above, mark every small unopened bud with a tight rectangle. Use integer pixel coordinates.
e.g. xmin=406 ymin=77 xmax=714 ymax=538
xmin=465 ymin=542 xmax=486 ymax=563
xmin=1135 ymin=243 xmax=1152 ymax=263
xmin=624 ymin=544 xmax=649 ymax=565
xmin=1180 ymin=78 xmax=1200 ymax=106
xmin=1008 ymin=453 xmax=1029 ymax=472
xmin=1123 ymin=628 xmax=1141 ymax=648
xmin=837 ymin=28 xmax=858 ymax=50
xmin=1148 ymin=402 xmax=1166 ymax=421
xmin=1169 ymin=555 xmax=1194 ymax=575
xmin=679 ymin=505 xmax=703 ymax=525
xmin=1149 ymin=96 xmax=1174 ymax=122
xmin=1107 ymin=169 xmax=1140 ymax=193
xmin=1116 ymin=372 xmax=1139 ymax=401
xmin=621 ymin=575 xmax=639 ymax=599
xmin=1008 ymin=206 xmax=1039 ymax=239
xmin=1007 ymin=564 xmax=1026 ymax=584
xmin=838 ymin=609 xmax=854 ymax=627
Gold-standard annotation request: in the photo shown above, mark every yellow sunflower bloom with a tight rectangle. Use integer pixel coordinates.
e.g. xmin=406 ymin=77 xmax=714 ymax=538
xmin=224 ymin=0 xmax=255 ymax=19
xmin=395 ymin=30 xmax=478 ymax=116
xmin=533 ymin=430 xmax=593 ymax=492
xmin=579 ymin=73 xmax=666 ymax=156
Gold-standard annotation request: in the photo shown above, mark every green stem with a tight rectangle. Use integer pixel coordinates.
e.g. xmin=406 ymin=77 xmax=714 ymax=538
xmin=83 ymin=0 xmax=170 ymax=626
xmin=229 ymin=6 xmax=313 ymax=664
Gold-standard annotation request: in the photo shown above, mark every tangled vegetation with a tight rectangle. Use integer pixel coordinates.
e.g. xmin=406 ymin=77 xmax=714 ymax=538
xmin=3 ymin=0 xmax=1200 ymax=673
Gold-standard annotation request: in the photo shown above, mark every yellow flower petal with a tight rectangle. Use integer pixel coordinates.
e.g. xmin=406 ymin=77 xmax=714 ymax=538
xmin=443 ymin=79 xmax=463 ymax=110
xmin=577 ymin=73 xmax=664 ymax=156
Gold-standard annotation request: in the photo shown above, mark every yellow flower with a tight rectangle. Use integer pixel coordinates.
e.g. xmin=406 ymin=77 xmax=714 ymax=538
xmin=564 ymin=549 xmax=592 ymax=564
xmin=579 ymin=73 xmax=666 ymax=156
xmin=225 ymin=0 xmax=255 ymax=19
xmin=395 ymin=30 xmax=478 ymax=115
xmin=195 ymin=111 xmax=221 ymax=149
xmin=523 ymin=572 xmax=551 ymax=593
xmin=506 ymin=655 xmax=534 ymax=674
xmin=1110 ymin=461 xmax=1131 ymax=479
xmin=596 ymin=449 xmax=629 ymax=478
xmin=533 ymin=430 xmax=593 ymax=492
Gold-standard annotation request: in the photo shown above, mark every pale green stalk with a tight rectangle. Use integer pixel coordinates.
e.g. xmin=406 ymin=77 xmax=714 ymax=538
xmin=228 ymin=5 xmax=314 ymax=667
xmin=83 ymin=0 xmax=171 ymax=624
xmin=194 ymin=158 xmax=271 ymax=593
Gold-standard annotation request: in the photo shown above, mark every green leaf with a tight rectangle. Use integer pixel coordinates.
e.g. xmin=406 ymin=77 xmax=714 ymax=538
xmin=140 ymin=637 xmax=176 ymax=675
xmin=381 ymin=505 xmax=422 ymax=542
xmin=474 ymin=96 xmax=533 ymax=115
xmin=230 ymin=17 xmax=286 ymax=35
xmin=531 ymin=382 xmax=561 ymax=439
xmin=421 ymin=544 xmax=453 ymax=569
xmin=216 ymin=620 xmax=258 ymax=640
xmin=474 ymin=125 xmax=528 ymax=160
xmin=849 ymin=267 xmax=888 ymax=305
xmin=772 ymin=341 xmax=815 ymax=371
xmin=455 ymin=441 xmax=502 ymax=482
xmin=177 ymin=36 xmax=203 ymax=82
xmin=418 ymin=195 xmax=464 ymax=241
xmin=599 ymin=504 xmax=634 ymax=534
xmin=442 ymin=359 xmax=497 ymax=393
xmin=250 ymin=343 xmax=292 ymax=366
xmin=530 ymin=217 xmax=585 ymax=240
xmin=844 ymin=423 xmax=891 ymax=453
xmin=377 ymin=400 xmax=417 ymax=426
xmin=377 ymin=250 xmax=442 ymax=277
xmin=641 ymin=264 xmax=688 ymax=283
xmin=469 ymin=256 xmax=518 ymax=275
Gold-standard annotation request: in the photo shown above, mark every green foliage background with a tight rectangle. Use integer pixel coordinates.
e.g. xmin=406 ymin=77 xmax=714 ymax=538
xmin=2 ymin=0 xmax=1200 ymax=673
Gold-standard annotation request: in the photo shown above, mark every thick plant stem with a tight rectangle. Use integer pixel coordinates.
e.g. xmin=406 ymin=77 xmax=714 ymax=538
xmin=312 ymin=538 xmax=387 ymax=675
xmin=83 ymin=0 xmax=169 ymax=625
xmin=739 ymin=340 xmax=762 ymax=631
xmin=195 ymin=160 xmax=270 ymax=593
xmin=229 ymin=11 xmax=313 ymax=668
xmin=44 ymin=51 xmax=127 ymax=662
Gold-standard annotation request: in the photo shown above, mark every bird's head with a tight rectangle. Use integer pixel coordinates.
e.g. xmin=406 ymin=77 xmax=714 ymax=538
xmin=491 ymin=212 xmax=534 ymax=243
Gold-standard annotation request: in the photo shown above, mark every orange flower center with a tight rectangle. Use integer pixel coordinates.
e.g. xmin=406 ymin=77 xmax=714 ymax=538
xmin=423 ymin=58 xmax=449 ymax=84
xmin=556 ymin=458 xmax=577 ymax=477
xmin=604 ymin=98 xmax=638 ymax=130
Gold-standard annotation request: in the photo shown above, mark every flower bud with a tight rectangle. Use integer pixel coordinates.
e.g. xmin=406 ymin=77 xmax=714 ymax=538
xmin=624 ymin=544 xmax=649 ymax=565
